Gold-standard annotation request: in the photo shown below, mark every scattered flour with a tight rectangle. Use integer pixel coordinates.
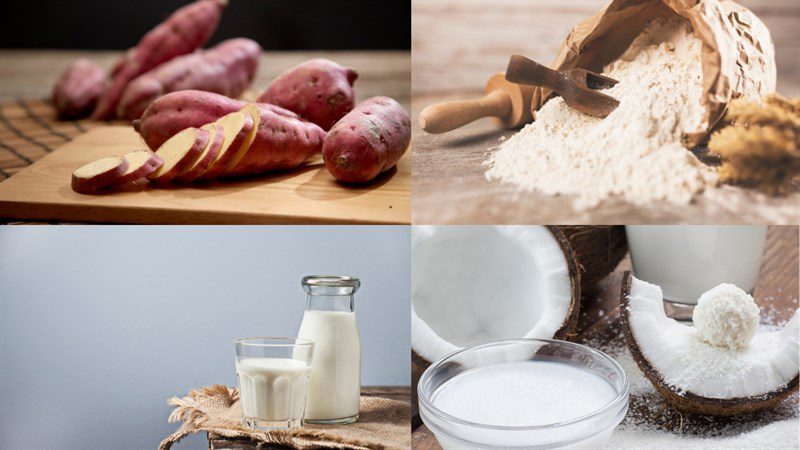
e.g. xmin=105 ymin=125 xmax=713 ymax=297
xmin=485 ymin=18 xmax=718 ymax=210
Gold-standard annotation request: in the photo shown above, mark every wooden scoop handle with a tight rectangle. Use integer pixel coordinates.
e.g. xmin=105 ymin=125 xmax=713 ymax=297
xmin=418 ymin=89 xmax=511 ymax=134
xmin=505 ymin=54 xmax=566 ymax=94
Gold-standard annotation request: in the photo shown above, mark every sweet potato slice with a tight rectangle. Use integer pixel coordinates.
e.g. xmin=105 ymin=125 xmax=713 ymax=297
xmin=222 ymin=103 xmax=261 ymax=177
xmin=113 ymin=150 xmax=164 ymax=185
xmin=201 ymin=111 xmax=253 ymax=180
xmin=71 ymin=156 xmax=129 ymax=194
xmin=177 ymin=123 xmax=224 ymax=182
xmin=147 ymin=127 xmax=209 ymax=184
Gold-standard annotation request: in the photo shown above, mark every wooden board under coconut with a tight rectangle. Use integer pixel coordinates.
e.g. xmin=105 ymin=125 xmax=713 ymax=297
xmin=410 ymin=225 xmax=627 ymax=416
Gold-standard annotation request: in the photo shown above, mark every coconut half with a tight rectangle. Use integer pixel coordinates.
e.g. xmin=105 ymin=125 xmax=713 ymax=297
xmin=620 ymin=271 xmax=799 ymax=415
xmin=411 ymin=226 xmax=581 ymax=365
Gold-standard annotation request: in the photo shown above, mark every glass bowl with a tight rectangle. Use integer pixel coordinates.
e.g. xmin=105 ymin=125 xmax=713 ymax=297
xmin=417 ymin=339 xmax=629 ymax=449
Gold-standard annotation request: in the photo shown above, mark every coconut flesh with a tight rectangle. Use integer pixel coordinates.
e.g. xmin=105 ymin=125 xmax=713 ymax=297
xmin=621 ymin=272 xmax=799 ymax=415
xmin=412 ymin=226 xmax=580 ymax=364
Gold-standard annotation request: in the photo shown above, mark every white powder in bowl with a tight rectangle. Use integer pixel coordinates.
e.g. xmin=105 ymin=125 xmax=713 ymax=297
xmin=485 ymin=18 xmax=717 ymax=210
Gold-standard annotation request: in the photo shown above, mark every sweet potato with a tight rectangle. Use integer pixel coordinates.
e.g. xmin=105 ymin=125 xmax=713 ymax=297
xmin=257 ymin=58 xmax=358 ymax=130
xmin=133 ymin=90 xmax=245 ymax=150
xmin=225 ymin=104 xmax=326 ymax=177
xmin=71 ymin=156 xmax=129 ymax=194
xmin=117 ymin=38 xmax=261 ymax=120
xmin=201 ymin=111 xmax=254 ymax=180
xmin=113 ymin=150 xmax=164 ymax=185
xmin=322 ymin=96 xmax=411 ymax=183
xmin=147 ymin=127 xmax=210 ymax=183
xmin=52 ymin=59 xmax=107 ymax=120
xmin=91 ymin=0 xmax=226 ymax=120
xmin=177 ymin=123 xmax=224 ymax=182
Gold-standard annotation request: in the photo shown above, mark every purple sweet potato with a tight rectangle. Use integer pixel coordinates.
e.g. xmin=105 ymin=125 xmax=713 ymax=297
xmin=91 ymin=0 xmax=226 ymax=120
xmin=133 ymin=90 xmax=246 ymax=150
xmin=322 ymin=96 xmax=411 ymax=183
xmin=117 ymin=38 xmax=261 ymax=120
xmin=257 ymin=58 xmax=357 ymax=130
xmin=52 ymin=59 xmax=107 ymax=119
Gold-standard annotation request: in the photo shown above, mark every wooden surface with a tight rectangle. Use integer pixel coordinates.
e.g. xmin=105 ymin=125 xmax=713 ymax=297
xmin=208 ymin=386 xmax=410 ymax=450
xmin=411 ymin=225 xmax=800 ymax=448
xmin=0 ymin=126 xmax=410 ymax=224
xmin=0 ymin=50 xmax=411 ymax=224
xmin=411 ymin=0 xmax=800 ymax=225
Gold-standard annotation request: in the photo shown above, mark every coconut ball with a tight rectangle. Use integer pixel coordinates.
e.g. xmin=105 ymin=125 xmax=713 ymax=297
xmin=692 ymin=283 xmax=760 ymax=349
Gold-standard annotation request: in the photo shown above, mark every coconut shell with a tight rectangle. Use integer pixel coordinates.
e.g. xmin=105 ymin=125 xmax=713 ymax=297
xmin=558 ymin=225 xmax=628 ymax=294
xmin=619 ymin=271 xmax=799 ymax=416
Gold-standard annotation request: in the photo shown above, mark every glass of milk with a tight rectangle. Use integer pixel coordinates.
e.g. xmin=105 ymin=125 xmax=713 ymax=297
xmin=297 ymin=275 xmax=362 ymax=424
xmin=234 ymin=337 xmax=314 ymax=430
xmin=626 ymin=225 xmax=767 ymax=319
xmin=418 ymin=339 xmax=629 ymax=449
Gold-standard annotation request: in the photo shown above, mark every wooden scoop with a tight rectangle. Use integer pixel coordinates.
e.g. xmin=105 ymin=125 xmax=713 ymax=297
xmin=418 ymin=73 xmax=534 ymax=134
xmin=505 ymin=54 xmax=620 ymax=118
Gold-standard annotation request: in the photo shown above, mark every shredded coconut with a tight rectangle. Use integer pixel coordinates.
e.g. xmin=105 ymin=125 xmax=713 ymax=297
xmin=693 ymin=284 xmax=760 ymax=349
xmin=485 ymin=19 xmax=717 ymax=209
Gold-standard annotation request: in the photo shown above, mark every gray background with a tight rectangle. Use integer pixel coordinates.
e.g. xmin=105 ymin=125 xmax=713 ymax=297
xmin=0 ymin=226 xmax=410 ymax=450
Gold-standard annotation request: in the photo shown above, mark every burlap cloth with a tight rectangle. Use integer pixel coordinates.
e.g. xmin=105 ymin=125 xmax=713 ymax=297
xmin=159 ymin=385 xmax=410 ymax=450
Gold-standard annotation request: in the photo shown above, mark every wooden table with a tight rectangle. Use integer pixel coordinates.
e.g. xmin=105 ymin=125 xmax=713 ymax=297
xmin=0 ymin=50 xmax=410 ymax=224
xmin=411 ymin=225 xmax=799 ymax=448
xmin=411 ymin=1 xmax=800 ymax=225
xmin=208 ymin=386 xmax=410 ymax=450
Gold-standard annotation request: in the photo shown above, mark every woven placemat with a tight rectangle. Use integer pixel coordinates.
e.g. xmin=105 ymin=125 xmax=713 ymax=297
xmin=0 ymin=98 xmax=104 ymax=180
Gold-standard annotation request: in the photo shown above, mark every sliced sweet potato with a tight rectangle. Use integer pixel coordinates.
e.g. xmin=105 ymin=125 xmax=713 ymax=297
xmin=177 ymin=123 xmax=224 ymax=182
xmin=147 ymin=127 xmax=209 ymax=184
xmin=201 ymin=112 xmax=253 ymax=180
xmin=72 ymin=156 xmax=129 ymax=194
xmin=222 ymin=103 xmax=261 ymax=177
xmin=113 ymin=150 xmax=164 ymax=185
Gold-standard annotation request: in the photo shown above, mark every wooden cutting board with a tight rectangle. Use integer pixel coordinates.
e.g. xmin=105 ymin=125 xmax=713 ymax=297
xmin=0 ymin=126 xmax=411 ymax=224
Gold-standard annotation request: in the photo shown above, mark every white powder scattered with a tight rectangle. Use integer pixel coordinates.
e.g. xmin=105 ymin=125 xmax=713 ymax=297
xmin=693 ymin=284 xmax=760 ymax=349
xmin=485 ymin=19 xmax=717 ymax=210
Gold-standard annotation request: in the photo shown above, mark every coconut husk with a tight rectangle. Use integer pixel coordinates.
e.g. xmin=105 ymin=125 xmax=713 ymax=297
xmin=557 ymin=225 xmax=628 ymax=295
xmin=619 ymin=271 xmax=799 ymax=416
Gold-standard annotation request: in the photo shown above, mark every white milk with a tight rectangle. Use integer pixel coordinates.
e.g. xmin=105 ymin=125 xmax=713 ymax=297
xmin=430 ymin=361 xmax=618 ymax=449
xmin=236 ymin=357 xmax=311 ymax=424
xmin=625 ymin=225 xmax=767 ymax=304
xmin=297 ymin=310 xmax=361 ymax=422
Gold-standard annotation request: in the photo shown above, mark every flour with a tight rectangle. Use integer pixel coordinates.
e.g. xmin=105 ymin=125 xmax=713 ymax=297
xmin=485 ymin=19 xmax=718 ymax=210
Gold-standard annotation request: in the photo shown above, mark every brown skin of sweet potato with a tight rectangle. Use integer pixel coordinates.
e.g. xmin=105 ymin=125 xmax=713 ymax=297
xmin=322 ymin=96 xmax=411 ymax=183
xmin=52 ymin=59 xmax=107 ymax=120
xmin=257 ymin=58 xmax=358 ymax=131
xmin=91 ymin=0 xmax=226 ymax=120
xmin=117 ymin=38 xmax=261 ymax=120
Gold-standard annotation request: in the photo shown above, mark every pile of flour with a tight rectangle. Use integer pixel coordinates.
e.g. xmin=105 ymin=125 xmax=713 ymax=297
xmin=485 ymin=19 xmax=717 ymax=210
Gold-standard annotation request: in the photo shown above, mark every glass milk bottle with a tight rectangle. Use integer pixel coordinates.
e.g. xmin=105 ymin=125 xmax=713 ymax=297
xmin=297 ymin=275 xmax=361 ymax=424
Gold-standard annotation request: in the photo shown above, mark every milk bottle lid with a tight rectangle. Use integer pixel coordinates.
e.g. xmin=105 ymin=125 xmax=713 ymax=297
xmin=302 ymin=275 xmax=361 ymax=296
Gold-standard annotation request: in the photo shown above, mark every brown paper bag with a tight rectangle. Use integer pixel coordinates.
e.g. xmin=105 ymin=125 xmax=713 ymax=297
xmin=532 ymin=0 xmax=776 ymax=147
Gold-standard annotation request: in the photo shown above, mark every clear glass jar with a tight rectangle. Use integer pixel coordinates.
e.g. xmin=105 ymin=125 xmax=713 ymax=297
xmin=297 ymin=275 xmax=362 ymax=424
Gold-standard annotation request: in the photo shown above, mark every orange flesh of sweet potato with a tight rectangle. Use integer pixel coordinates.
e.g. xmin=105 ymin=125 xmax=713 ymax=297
xmin=147 ymin=127 xmax=210 ymax=183
xmin=91 ymin=0 xmax=226 ymax=120
xmin=113 ymin=150 xmax=164 ymax=185
xmin=201 ymin=112 xmax=253 ymax=180
xmin=71 ymin=156 xmax=129 ymax=194
xmin=177 ymin=123 xmax=225 ymax=182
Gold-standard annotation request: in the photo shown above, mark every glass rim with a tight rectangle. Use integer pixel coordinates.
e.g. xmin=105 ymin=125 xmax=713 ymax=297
xmin=417 ymin=338 xmax=629 ymax=432
xmin=234 ymin=337 xmax=314 ymax=348
xmin=302 ymin=275 xmax=360 ymax=287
